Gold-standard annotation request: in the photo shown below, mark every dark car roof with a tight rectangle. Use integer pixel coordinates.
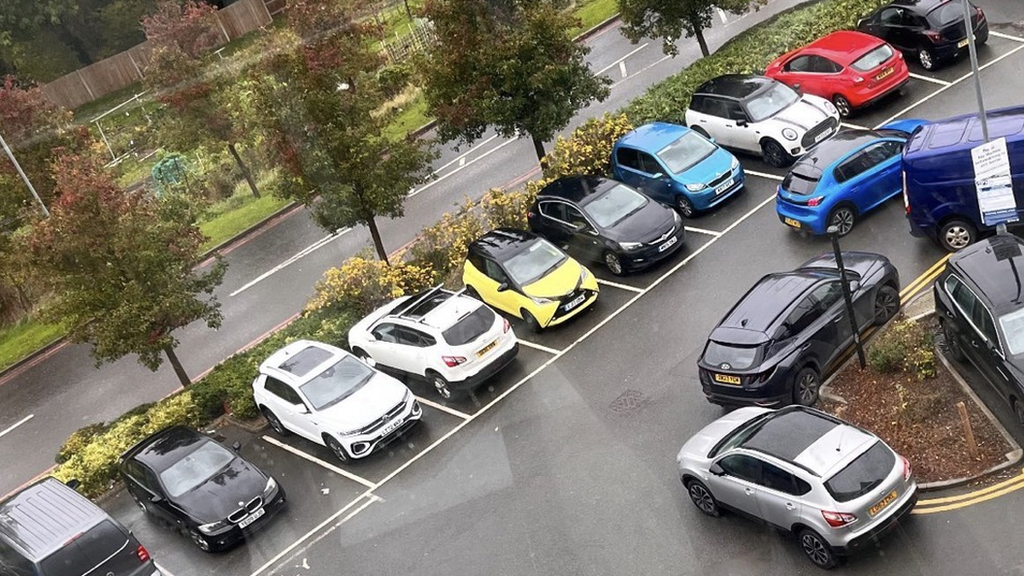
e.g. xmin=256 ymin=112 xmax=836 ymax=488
xmin=123 ymin=425 xmax=207 ymax=473
xmin=469 ymin=228 xmax=540 ymax=261
xmin=950 ymin=234 xmax=1024 ymax=315
xmin=891 ymin=0 xmax=951 ymax=14
xmin=693 ymin=74 xmax=774 ymax=100
xmin=0 ymin=477 xmax=107 ymax=560
xmin=538 ymin=176 xmax=618 ymax=205
xmin=715 ymin=272 xmax=824 ymax=335
xmin=906 ymin=105 xmax=1024 ymax=158
xmin=739 ymin=406 xmax=842 ymax=467
xmin=791 ymin=129 xmax=889 ymax=176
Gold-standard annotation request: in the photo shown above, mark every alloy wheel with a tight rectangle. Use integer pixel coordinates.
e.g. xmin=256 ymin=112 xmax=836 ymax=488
xmin=829 ymin=207 xmax=855 ymax=237
xmin=761 ymin=140 xmax=789 ymax=168
xmin=795 ymin=369 xmax=820 ymax=406
xmin=676 ymin=196 xmax=695 ymax=218
xmin=688 ymin=482 xmax=718 ymax=516
xmin=132 ymin=493 xmax=148 ymax=515
xmin=190 ymin=530 xmax=210 ymax=552
xmin=942 ymin=222 xmax=973 ymax=251
xmin=919 ymin=48 xmax=935 ymax=70
xmin=605 ymin=252 xmax=624 ymax=276
xmin=522 ymin=309 xmax=542 ymax=333
xmin=264 ymin=409 xmax=287 ymax=436
xmin=433 ymin=376 xmax=452 ymax=400
xmin=832 ymin=95 xmax=852 ymax=118
xmin=327 ymin=437 xmax=349 ymax=463
xmin=873 ymin=287 xmax=900 ymax=325
xmin=800 ymin=531 xmax=835 ymax=568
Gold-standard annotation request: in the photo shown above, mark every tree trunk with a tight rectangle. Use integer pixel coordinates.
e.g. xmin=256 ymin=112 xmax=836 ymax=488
xmin=227 ymin=142 xmax=260 ymax=198
xmin=531 ymin=134 xmax=546 ymax=164
xmin=164 ymin=345 xmax=192 ymax=388
xmin=403 ymin=0 xmax=413 ymax=21
xmin=366 ymin=215 xmax=390 ymax=265
xmin=692 ymin=19 xmax=710 ymax=58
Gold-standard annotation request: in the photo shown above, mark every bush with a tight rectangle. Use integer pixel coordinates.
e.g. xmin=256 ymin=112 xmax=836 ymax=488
xmin=305 ymin=257 xmax=435 ymax=316
xmin=56 ymin=423 xmax=108 ymax=464
xmin=542 ymin=113 xmax=633 ymax=180
xmin=868 ymin=319 xmax=936 ymax=380
xmin=377 ymin=63 xmax=413 ymax=99
xmin=408 ymin=200 xmax=487 ymax=285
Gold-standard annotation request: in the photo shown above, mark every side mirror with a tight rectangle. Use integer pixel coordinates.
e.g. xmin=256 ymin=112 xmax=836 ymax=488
xmin=149 ymin=495 xmax=163 ymax=504
xmin=849 ymin=280 xmax=860 ymax=292
xmin=792 ymin=83 xmax=802 ymax=92
xmin=709 ymin=463 xmax=725 ymax=476
xmin=361 ymin=355 xmax=376 ymax=368
xmin=856 ymin=17 xmax=866 ymax=28
xmin=65 ymin=479 xmax=81 ymax=490
xmin=231 ymin=441 xmax=242 ymax=453
xmin=497 ymin=282 xmax=509 ymax=292
xmin=651 ymin=172 xmax=668 ymax=181
xmin=735 ymin=119 xmax=749 ymax=128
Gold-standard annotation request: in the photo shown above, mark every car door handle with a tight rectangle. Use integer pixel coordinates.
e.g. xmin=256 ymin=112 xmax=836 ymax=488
xmin=785 ymin=502 xmax=796 ymax=510
xmin=799 ymin=343 xmax=811 ymax=351
xmin=744 ymin=488 xmax=755 ymax=496
xmin=945 ymin=310 xmax=955 ymax=319
xmin=971 ymin=339 xmax=981 ymax=348
xmin=698 ymin=119 xmax=707 ymax=123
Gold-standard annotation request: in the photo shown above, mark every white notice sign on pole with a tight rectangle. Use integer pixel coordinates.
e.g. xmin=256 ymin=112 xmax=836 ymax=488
xmin=972 ymin=137 xmax=1017 ymax=226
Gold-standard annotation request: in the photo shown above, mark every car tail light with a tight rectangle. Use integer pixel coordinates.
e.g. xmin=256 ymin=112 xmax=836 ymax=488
xmin=975 ymin=6 xmax=984 ymax=19
xmin=808 ymin=196 xmax=825 ymax=207
xmin=442 ymin=355 xmax=467 ymax=367
xmin=924 ymin=30 xmax=941 ymax=42
xmin=821 ymin=510 xmax=858 ymax=527
xmin=502 ymin=318 xmax=511 ymax=333
xmin=136 ymin=544 xmax=150 ymax=563
xmin=901 ymin=455 xmax=912 ymax=481
xmin=852 ymin=75 xmax=864 ymax=84
xmin=755 ymin=367 xmax=776 ymax=384
xmin=896 ymin=50 xmax=904 ymax=60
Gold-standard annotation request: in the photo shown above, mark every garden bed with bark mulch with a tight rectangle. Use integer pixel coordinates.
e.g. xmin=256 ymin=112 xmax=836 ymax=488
xmin=818 ymin=316 xmax=1014 ymax=484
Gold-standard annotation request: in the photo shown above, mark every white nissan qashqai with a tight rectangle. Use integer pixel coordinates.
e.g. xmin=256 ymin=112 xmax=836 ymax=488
xmin=684 ymin=74 xmax=841 ymax=168
xmin=253 ymin=339 xmax=421 ymax=463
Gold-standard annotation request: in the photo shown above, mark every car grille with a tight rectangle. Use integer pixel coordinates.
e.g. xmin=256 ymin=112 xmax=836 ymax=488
xmin=645 ymin=225 xmax=676 ymax=246
xmin=800 ymin=117 xmax=839 ymax=150
xmin=227 ymin=495 xmax=263 ymax=524
xmin=358 ymin=400 xmax=406 ymax=435
xmin=551 ymin=289 xmax=596 ymax=320
xmin=706 ymin=170 xmax=732 ymax=189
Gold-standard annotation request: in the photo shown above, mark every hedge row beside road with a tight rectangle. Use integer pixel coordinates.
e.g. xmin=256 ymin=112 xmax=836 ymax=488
xmin=51 ymin=0 xmax=891 ymax=499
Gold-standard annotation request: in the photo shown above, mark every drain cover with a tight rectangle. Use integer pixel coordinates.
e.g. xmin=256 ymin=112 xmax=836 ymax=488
xmin=609 ymin=388 xmax=650 ymax=415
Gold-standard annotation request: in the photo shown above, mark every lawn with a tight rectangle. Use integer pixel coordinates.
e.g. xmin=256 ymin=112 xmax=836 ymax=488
xmin=199 ymin=188 xmax=293 ymax=252
xmin=572 ymin=0 xmax=619 ymax=35
xmin=0 ymin=320 xmax=66 ymax=372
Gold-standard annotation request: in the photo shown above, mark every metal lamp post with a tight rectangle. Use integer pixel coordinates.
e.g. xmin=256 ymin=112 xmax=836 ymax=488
xmin=0 ymin=131 xmax=49 ymax=218
xmin=827 ymin=225 xmax=866 ymax=369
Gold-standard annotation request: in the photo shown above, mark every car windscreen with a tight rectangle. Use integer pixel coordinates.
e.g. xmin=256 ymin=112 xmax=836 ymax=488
xmin=743 ymin=82 xmax=800 ymax=123
xmin=442 ymin=304 xmax=495 ymax=346
xmin=850 ymin=44 xmax=894 ymax=72
xmin=39 ymin=520 xmax=129 ymax=576
xmin=656 ymin=131 xmax=717 ymax=174
xmin=582 ymin=184 xmax=648 ymax=228
xmin=504 ymin=239 xmax=567 ymax=286
xmin=300 ymin=355 xmax=375 ymax=411
xmin=158 ymin=440 xmax=235 ymax=497
xmin=703 ymin=341 xmax=763 ymax=370
xmin=998 ymin=307 xmax=1024 ymax=356
xmin=781 ymin=169 xmax=820 ymax=195
xmin=927 ymin=3 xmax=969 ymax=26
xmin=825 ymin=441 xmax=895 ymax=502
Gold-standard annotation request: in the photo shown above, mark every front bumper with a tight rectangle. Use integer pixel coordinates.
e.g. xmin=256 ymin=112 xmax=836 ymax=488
xmin=834 ymin=486 xmax=918 ymax=555
xmin=620 ymin=224 xmax=686 ymax=273
xmin=688 ymin=167 xmax=745 ymax=211
xmin=342 ymin=398 xmax=423 ymax=459
xmin=449 ymin=343 xmax=519 ymax=391
xmin=203 ymin=484 xmax=288 ymax=550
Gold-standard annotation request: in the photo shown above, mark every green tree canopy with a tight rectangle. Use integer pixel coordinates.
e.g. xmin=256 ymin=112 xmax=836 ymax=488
xmin=617 ymin=0 xmax=765 ymax=58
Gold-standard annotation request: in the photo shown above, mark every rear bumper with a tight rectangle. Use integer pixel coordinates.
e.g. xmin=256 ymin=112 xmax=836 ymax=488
xmin=835 ymin=487 xmax=918 ymax=555
xmin=851 ymin=76 xmax=909 ymax=109
xmin=777 ymin=203 xmax=827 ymax=235
xmin=931 ymin=21 xmax=989 ymax=62
xmin=450 ymin=343 xmax=519 ymax=391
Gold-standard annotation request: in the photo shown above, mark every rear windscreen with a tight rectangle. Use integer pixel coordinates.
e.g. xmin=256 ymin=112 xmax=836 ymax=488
xmin=781 ymin=171 xmax=819 ymax=195
xmin=442 ymin=305 xmax=495 ymax=346
xmin=928 ymin=4 xmax=968 ymax=26
xmin=40 ymin=520 xmax=128 ymax=576
xmin=703 ymin=341 xmax=763 ymax=370
xmin=851 ymin=44 xmax=894 ymax=72
xmin=825 ymin=441 xmax=895 ymax=502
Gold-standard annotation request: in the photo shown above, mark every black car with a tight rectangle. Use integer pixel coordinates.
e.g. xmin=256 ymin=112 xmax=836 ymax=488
xmin=857 ymin=0 xmax=988 ymax=71
xmin=119 ymin=426 xmax=286 ymax=552
xmin=527 ymin=176 xmax=684 ymax=275
xmin=936 ymin=233 xmax=1024 ymax=426
xmin=699 ymin=252 xmax=900 ymax=407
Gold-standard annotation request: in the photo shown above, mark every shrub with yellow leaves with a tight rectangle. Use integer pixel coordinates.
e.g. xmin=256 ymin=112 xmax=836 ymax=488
xmin=541 ymin=113 xmax=634 ymax=180
xmin=305 ymin=257 xmax=435 ymax=316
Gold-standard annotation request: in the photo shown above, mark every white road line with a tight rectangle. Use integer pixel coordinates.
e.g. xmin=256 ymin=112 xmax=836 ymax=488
xmin=596 ymin=278 xmax=644 ymax=293
xmin=619 ymin=61 xmax=628 ymax=79
xmin=841 ymin=122 xmax=869 ymax=130
xmin=744 ymin=169 xmax=784 ymax=181
xmin=716 ymin=8 xmax=728 ymax=23
xmin=431 ymin=134 xmax=499 ymax=175
xmin=230 ymin=228 xmax=350 ymax=297
xmin=458 ymin=156 xmax=466 ymax=167
xmin=153 ymin=561 xmax=176 ymax=576
xmin=990 ymin=30 xmax=1024 ymax=43
xmin=596 ymin=43 xmax=649 ymax=76
xmin=414 ymin=396 xmax=471 ymax=420
xmin=611 ymin=54 xmax=671 ymax=89
xmin=260 ymin=435 xmax=376 ymax=489
xmin=908 ymin=72 xmax=951 ymax=86
xmin=0 ymin=415 xmax=33 ymax=439
xmin=408 ymin=136 xmax=522 ymax=199
xmin=684 ymin=226 xmax=723 ymax=237
xmin=877 ymin=43 xmax=1024 ymax=128
xmin=516 ymin=339 xmax=562 ymax=355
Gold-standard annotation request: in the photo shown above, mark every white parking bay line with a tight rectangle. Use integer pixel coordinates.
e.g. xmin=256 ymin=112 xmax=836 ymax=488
xmin=908 ymin=72 xmax=951 ymax=86
xmin=596 ymin=43 xmax=649 ymax=76
xmin=0 ymin=415 xmax=33 ymax=439
xmin=596 ymin=278 xmax=644 ymax=293
xmin=153 ymin=561 xmax=176 ymax=576
xmin=260 ymin=436 xmax=376 ymax=489
xmin=744 ymin=170 xmax=784 ymax=182
xmin=684 ymin=226 xmax=722 ymax=237
xmin=517 ymin=339 xmax=561 ymax=355
xmin=991 ymin=31 xmax=1024 ymax=43
xmin=841 ymin=122 xmax=869 ymax=130
xmin=414 ymin=396 xmax=470 ymax=420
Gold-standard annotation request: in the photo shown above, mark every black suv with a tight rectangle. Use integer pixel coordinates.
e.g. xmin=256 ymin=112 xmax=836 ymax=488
xmin=699 ymin=252 xmax=900 ymax=407
xmin=936 ymin=233 xmax=1024 ymax=426
xmin=0 ymin=477 xmax=158 ymax=576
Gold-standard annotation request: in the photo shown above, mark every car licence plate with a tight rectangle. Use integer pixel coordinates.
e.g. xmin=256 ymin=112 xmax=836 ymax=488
xmin=713 ymin=373 xmax=741 ymax=385
xmin=784 ymin=217 xmax=801 ymax=229
xmin=958 ymin=38 xmax=969 ymax=49
xmin=563 ymin=293 xmax=586 ymax=312
xmin=476 ymin=339 xmax=497 ymax=358
xmin=868 ymin=489 xmax=898 ymax=517
xmin=814 ymin=127 xmax=834 ymax=143
xmin=875 ymin=66 xmax=894 ymax=81
xmin=237 ymin=507 xmax=265 ymax=529
xmin=658 ymin=235 xmax=678 ymax=252
xmin=714 ymin=178 xmax=735 ymax=195
xmin=380 ymin=418 xmax=404 ymax=437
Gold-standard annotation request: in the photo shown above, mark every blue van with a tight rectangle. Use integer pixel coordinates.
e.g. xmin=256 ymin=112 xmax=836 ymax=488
xmin=904 ymin=105 xmax=1024 ymax=252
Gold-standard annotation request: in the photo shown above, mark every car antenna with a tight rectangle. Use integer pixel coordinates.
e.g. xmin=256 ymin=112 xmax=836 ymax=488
xmin=836 ymin=426 xmax=846 ymax=453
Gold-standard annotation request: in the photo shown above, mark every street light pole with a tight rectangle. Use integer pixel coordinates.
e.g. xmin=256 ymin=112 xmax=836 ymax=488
xmin=962 ymin=0 xmax=988 ymax=141
xmin=0 ymin=131 xmax=49 ymax=218
xmin=828 ymin=225 xmax=866 ymax=369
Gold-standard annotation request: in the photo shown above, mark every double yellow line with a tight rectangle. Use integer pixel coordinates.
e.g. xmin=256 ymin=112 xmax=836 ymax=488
xmin=899 ymin=254 xmax=951 ymax=301
xmin=913 ymin=468 xmax=1024 ymax=514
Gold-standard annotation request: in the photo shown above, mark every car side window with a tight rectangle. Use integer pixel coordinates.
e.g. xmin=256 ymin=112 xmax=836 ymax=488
xmin=816 ymin=57 xmax=841 ymax=73
xmin=723 ymin=101 xmax=747 ymax=122
xmin=372 ymin=322 xmax=401 ymax=344
xmin=565 ymin=206 xmax=591 ymax=229
xmin=718 ymin=454 xmax=763 ymax=483
xmin=539 ymin=201 xmax=568 ymax=221
xmin=784 ymin=295 xmax=820 ymax=336
xmin=636 ymin=151 xmax=662 ymax=175
xmin=616 ymin=147 xmax=642 ymax=171
xmin=785 ymin=55 xmax=812 ymax=72
xmin=690 ymin=95 xmax=708 ymax=114
xmin=761 ymin=462 xmax=812 ymax=495
xmin=876 ymin=140 xmax=904 ymax=159
xmin=834 ymin=150 xmax=877 ymax=183
xmin=880 ymin=7 xmax=902 ymax=25
xmin=265 ymin=376 xmax=303 ymax=405
xmin=947 ymin=275 xmax=979 ymax=324
xmin=467 ymin=251 xmax=486 ymax=273
xmin=811 ymin=281 xmax=844 ymax=312
xmin=397 ymin=326 xmax=436 ymax=347
xmin=124 ymin=460 xmax=153 ymax=491
xmin=702 ymin=97 xmax=728 ymax=118
xmin=484 ymin=259 xmax=510 ymax=284
xmin=972 ymin=301 xmax=1000 ymax=350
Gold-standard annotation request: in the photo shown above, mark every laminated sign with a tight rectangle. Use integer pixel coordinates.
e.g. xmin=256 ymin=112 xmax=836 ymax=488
xmin=972 ymin=136 xmax=1017 ymax=226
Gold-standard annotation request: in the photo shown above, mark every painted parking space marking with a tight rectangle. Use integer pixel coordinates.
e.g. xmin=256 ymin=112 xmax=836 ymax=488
xmin=744 ymin=169 xmax=784 ymax=182
xmin=908 ymin=72 xmax=951 ymax=86
xmin=913 ymin=469 xmax=1024 ymax=515
xmin=619 ymin=61 xmax=628 ymax=79
xmin=415 ymin=396 xmax=471 ymax=420
xmin=0 ymin=414 xmax=33 ymax=439
xmin=596 ymin=278 xmax=645 ymax=293
xmin=260 ymin=435 xmax=376 ymax=489
xmin=517 ymin=339 xmax=562 ymax=355
xmin=153 ymin=561 xmax=176 ymax=576
xmin=841 ymin=122 xmax=870 ymax=130
xmin=990 ymin=31 xmax=1024 ymax=43
xmin=899 ymin=254 xmax=951 ymax=300
xmin=684 ymin=226 xmax=723 ymax=237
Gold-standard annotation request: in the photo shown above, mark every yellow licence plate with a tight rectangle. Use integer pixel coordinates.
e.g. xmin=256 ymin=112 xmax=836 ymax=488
xmin=868 ymin=490 xmax=898 ymax=517
xmin=713 ymin=373 xmax=741 ymax=385
xmin=875 ymin=67 xmax=894 ymax=81
xmin=784 ymin=217 xmax=801 ymax=228
xmin=476 ymin=340 xmax=498 ymax=358
xmin=958 ymin=38 xmax=969 ymax=48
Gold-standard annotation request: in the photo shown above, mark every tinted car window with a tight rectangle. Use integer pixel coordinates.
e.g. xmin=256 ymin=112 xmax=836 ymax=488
xmin=615 ymin=147 xmax=642 ymax=171
xmin=442 ymin=305 xmax=495 ymax=346
xmin=40 ymin=520 xmax=128 ymax=576
xmin=718 ymin=454 xmax=762 ymax=483
xmin=467 ymin=252 xmax=486 ymax=273
xmin=851 ymin=44 xmax=894 ymax=72
xmin=397 ymin=326 xmax=436 ymax=347
xmin=703 ymin=341 xmax=763 ymax=370
xmin=811 ymin=281 xmax=843 ymax=311
xmin=879 ymin=7 xmax=902 ymax=25
xmin=483 ymin=259 xmax=509 ymax=283
xmin=781 ymin=170 xmax=819 ymax=195
xmin=785 ymin=55 xmax=812 ymax=72
xmin=826 ymin=441 xmax=895 ymax=501
xmin=265 ymin=377 xmax=303 ymax=405
xmin=971 ymin=302 xmax=999 ymax=349
xmin=947 ymin=275 xmax=980 ymax=325
xmin=637 ymin=151 xmax=662 ymax=175
xmin=784 ymin=295 xmax=820 ymax=335
xmin=762 ymin=462 xmax=812 ymax=495
xmin=834 ymin=151 xmax=875 ymax=183
xmin=689 ymin=95 xmax=708 ymax=114
xmin=539 ymin=201 xmax=568 ymax=221
xmin=0 ymin=539 xmax=35 ymax=576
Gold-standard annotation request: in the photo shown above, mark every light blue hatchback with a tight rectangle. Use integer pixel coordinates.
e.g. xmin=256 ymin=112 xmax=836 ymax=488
xmin=611 ymin=122 xmax=744 ymax=217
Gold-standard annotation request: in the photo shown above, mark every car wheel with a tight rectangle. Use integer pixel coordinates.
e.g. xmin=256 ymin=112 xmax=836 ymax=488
xmin=918 ymin=47 xmax=935 ymax=70
xmin=430 ymin=372 xmax=453 ymax=400
xmin=943 ymin=320 xmax=966 ymax=362
xmin=262 ymin=407 xmax=290 ymax=437
xmin=604 ymin=251 xmax=625 ymax=276
xmin=130 ymin=492 xmax=150 ymax=516
xmin=832 ymin=95 xmax=853 ymax=118
xmin=675 ymin=195 xmax=696 ymax=218
xmin=521 ymin=309 xmax=543 ymax=333
xmin=938 ymin=219 xmax=976 ymax=252
xmin=189 ymin=529 xmax=212 ymax=552
xmin=799 ymin=528 xmax=838 ymax=569
xmin=685 ymin=479 xmax=720 ymax=517
xmin=873 ymin=285 xmax=900 ymax=326
xmin=761 ymin=139 xmax=792 ymax=168
xmin=325 ymin=436 xmax=350 ymax=463
xmin=690 ymin=125 xmax=711 ymax=139
xmin=792 ymin=367 xmax=821 ymax=407
xmin=827 ymin=205 xmax=856 ymax=237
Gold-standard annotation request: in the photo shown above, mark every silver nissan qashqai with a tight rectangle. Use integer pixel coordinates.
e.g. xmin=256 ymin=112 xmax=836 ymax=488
xmin=676 ymin=405 xmax=917 ymax=569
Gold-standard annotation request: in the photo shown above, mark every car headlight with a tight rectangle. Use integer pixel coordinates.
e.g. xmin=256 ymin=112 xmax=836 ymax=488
xmin=823 ymin=100 xmax=837 ymax=115
xmin=198 ymin=519 xmax=230 ymax=534
xmin=619 ymin=241 xmax=643 ymax=250
xmin=781 ymin=128 xmax=798 ymax=141
xmin=579 ymin=268 xmax=590 ymax=283
xmin=530 ymin=295 xmax=556 ymax=305
xmin=684 ymin=182 xmax=704 ymax=192
xmin=262 ymin=477 xmax=278 ymax=498
xmin=730 ymin=156 xmax=740 ymax=170
xmin=672 ymin=210 xmax=682 ymax=225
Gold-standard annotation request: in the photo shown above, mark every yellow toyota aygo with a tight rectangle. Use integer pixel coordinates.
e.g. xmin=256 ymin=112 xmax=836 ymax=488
xmin=463 ymin=229 xmax=600 ymax=332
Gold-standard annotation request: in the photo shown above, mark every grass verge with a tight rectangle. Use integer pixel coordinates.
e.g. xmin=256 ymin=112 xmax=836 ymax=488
xmin=0 ymin=320 xmax=66 ymax=373
xmin=199 ymin=190 xmax=292 ymax=252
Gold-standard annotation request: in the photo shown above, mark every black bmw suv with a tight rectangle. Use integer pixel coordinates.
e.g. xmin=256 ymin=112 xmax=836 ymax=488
xmin=699 ymin=252 xmax=900 ymax=407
